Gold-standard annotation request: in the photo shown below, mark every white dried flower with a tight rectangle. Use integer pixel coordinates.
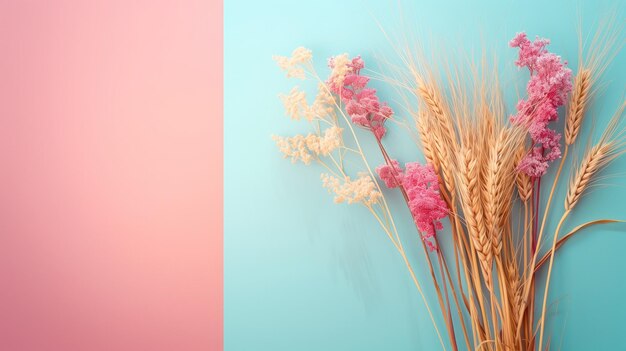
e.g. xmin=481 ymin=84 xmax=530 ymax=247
xmin=272 ymin=134 xmax=313 ymax=164
xmin=321 ymin=173 xmax=381 ymax=206
xmin=273 ymin=47 xmax=312 ymax=79
xmin=280 ymin=87 xmax=309 ymax=120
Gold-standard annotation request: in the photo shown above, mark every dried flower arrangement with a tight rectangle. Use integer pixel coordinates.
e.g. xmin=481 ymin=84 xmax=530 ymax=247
xmin=271 ymin=24 xmax=624 ymax=351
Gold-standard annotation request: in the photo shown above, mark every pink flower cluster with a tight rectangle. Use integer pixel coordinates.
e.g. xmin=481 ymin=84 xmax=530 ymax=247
xmin=327 ymin=56 xmax=393 ymax=139
xmin=376 ymin=159 xmax=403 ymax=188
xmin=376 ymin=161 xmax=448 ymax=251
xmin=509 ymin=32 xmax=572 ymax=178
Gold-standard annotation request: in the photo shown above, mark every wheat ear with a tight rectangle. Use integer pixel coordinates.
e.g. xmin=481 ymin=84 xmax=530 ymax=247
xmin=416 ymin=79 xmax=457 ymax=194
xmin=566 ymin=102 xmax=626 ymax=210
xmin=457 ymin=144 xmax=492 ymax=279
xmin=484 ymin=129 xmax=519 ymax=257
xmin=566 ymin=143 xmax=614 ymax=211
xmin=515 ymin=146 xmax=533 ymax=202
xmin=416 ymin=79 xmax=455 ymax=144
xmin=415 ymin=110 xmax=439 ymax=170
xmin=565 ymin=68 xmax=592 ymax=145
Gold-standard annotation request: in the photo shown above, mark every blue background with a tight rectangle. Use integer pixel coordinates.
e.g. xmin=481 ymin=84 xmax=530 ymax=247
xmin=225 ymin=1 xmax=626 ymax=350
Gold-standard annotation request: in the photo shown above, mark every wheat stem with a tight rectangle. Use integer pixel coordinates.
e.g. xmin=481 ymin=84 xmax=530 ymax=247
xmin=537 ymin=210 xmax=570 ymax=351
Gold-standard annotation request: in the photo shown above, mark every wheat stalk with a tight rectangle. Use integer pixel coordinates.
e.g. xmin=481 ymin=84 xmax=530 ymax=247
xmin=566 ymin=143 xmax=615 ymax=211
xmin=533 ymin=22 xmax=624 ymax=347
xmin=416 ymin=110 xmax=439 ymax=171
xmin=416 ymin=79 xmax=457 ymax=194
xmin=515 ymin=146 xmax=533 ymax=202
xmin=566 ymin=103 xmax=626 ymax=210
xmin=565 ymin=68 xmax=592 ymax=145
xmin=537 ymin=103 xmax=626 ymax=350
xmin=417 ymin=79 xmax=456 ymax=143
xmin=484 ymin=129 xmax=520 ymax=257
xmin=457 ymin=144 xmax=492 ymax=280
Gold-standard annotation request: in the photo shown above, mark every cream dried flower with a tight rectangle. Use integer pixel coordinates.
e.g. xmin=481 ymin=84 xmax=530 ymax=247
xmin=280 ymin=87 xmax=309 ymax=120
xmin=311 ymin=83 xmax=336 ymax=118
xmin=304 ymin=126 xmax=343 ymax=156
xmin=327 ymin=54 xmax=351 ymax=89
xmin=319 ymin=126 xmax=342 ymax=155
xmin=291 ymin=47 xmax=312 ymax=63
xmin=272 ymin=134 xmax=313 ymax=164
xmin=305 ymin=134 xmax=321 ymax=154
xmin=321 ymin=173 xmax=381 ymax=206
xmin=281 ymin=84 xmax=337 ymax=121
xmin=273 ymin=47 xmax=312 ymax=79
xmin=273 ymin=126 xmax=342 ymax=164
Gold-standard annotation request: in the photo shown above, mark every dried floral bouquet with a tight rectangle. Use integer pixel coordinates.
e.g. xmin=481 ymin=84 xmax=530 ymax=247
xmin=272 ymin=26 xmax=624 ymax=351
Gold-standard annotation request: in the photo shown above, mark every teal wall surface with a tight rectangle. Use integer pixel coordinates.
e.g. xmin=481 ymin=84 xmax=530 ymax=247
xmin=225 ymin=1 xmax=626 ymax=350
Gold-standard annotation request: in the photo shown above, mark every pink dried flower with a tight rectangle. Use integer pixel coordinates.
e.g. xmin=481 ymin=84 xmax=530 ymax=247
xmin=376 ymin=160 xmax=448 ymax=251
xmin=509 ymin=33 xmax=550 ymax=70
xmin=510 ymin=32 xmax=572 ymax=177
xmin=517 ymin=147 xmax=549 ymax=178
xmin=403 ymin=162 xmax=448 ymax=248
xmin=327 ymin=55 xmax=393 ymax=139
xmin=375 ymin=160 xmax=403 ymax=188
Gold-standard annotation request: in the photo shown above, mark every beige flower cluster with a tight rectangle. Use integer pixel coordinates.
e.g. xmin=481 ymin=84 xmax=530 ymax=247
xmin=312 ymin=83 xmax=336 ymax=118
xmin=308 ymin=126 xmax=343 ymax=155
xmin=272 ymin=126 xmax=343 ymax=165
xmin=321 ymin=173 xmax=382 ymax=206
xmin=280 ymin=84 xmax=336 ymax=121
xmin=327 ymin=54 xmax=351 ymax=88
xmin=273 ymin=47 xmax=312 ymax=79
xmin=280 ymin=88 xmax=308 ymax=120
xmin=272 ymin=134 xmax=313 ymax=164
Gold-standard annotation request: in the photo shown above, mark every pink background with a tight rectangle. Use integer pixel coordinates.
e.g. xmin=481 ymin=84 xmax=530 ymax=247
xmin=0 ymin=1 xmax=221 ymax=350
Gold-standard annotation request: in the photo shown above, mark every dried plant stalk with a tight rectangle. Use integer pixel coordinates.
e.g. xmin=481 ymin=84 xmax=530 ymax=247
xmin=457 ymin=143 xmax=492 ymax=279
xmin=416 ymin=79 xmax=457 ymax=194
xmin=565 ymin=68 xmax=591 ymax=145
xmin=565 ymin=143 xmax=611 ymax=210
xmin=566 ymin=103 xmax=626 ymax=210
xmin=484 ymin=128 xmax=520 ymax=257
xmin=515 ymin=146 xmax=533 ymax=202
xmin=538 ymin=103 xmax=626 ymax=350
xmin=416 ymin=110 xmax=439 ymax=171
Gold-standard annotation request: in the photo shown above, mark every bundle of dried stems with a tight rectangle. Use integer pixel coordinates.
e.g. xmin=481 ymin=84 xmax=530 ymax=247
xmin=272 ymin=18 xmax=624 ymax=351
